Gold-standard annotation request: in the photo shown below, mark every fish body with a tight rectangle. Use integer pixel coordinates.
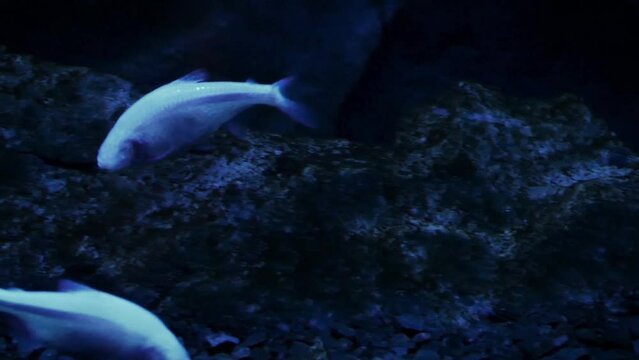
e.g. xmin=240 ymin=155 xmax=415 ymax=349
xmin=0 ymin=280 xmax=189 ymax=360
xmin=97 ymin=71 xmax=315 ymax=170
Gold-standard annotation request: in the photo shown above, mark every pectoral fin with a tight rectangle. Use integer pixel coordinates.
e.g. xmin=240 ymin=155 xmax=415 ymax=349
xmin=14 ymin=333 xmax=43 ymax=357
xmin=224 ymin=119 xmax=248 ymax=139
xmin=0 ymin=312 xmax=43 ymax=357
xmin=130 ymin=139 xmax=174 ymax=162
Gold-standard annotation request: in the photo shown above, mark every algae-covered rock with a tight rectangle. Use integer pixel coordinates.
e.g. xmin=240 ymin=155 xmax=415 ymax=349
xmin=0 ymin=51 xmax=638 ymax=359
xmin=0 ymin=50 xmax=137 ymax=164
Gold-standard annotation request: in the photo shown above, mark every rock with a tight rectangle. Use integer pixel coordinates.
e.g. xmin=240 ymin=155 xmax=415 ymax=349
xmin=0 ymin=51 xmax=136 ymax=164
xmin=242 ymin=332 xmax=268 ymax=347
xmin=333 ymin=338 xmax=354 ymax=351
xmin=231 ymin=346 xmax=250 ymax=359
xmin=208 ymin=355 xmax=235 ymax=360
xmin=276 ymin=323 xmax=290 ymax=333
xmin=595 ymin=324 xmax=632 ymax=350
xmin=390 ymin=333 xmax=411 ymax=356
xmin=330 ymin=353 xmax=360 ymax=360
xmin=412 ymin=332 xmax=432 ymax=344
xmin=542 ymin=347 xmax=588 ymax=360
xmin=37 ymin=350 xmax=59 ymax=359
xmin=589 ymin=349 xmax=636 ymax=360
xmin=204 ymin=332 xmax=240 ymax=351
xmin=625 ymin=316 xmax=639 ymax=339
xmin=518 ymin=337 xmax=558 ymax=359
xmin=332 ymin=323 xmax=357 ymax=338
xmin=0 ymin=51 xmax=638 ymax=359
xmin=386 ymin=353 xmax=400 ymax=360
xmin=247 ymin=348 xmax=270 ymax=360
xmin=309 ymin=337 xmax=329 ymax=360
xmin=574 ymin=328 xmax=603 ymax=344
xmin=462 ymin=355 xmax=485 ymax=360
xmin=552 ymin=335 xmax=569 ymax=347
xmin=396 ymin=314 xmax=428 ymax=333
xmin=414 ymin=348 xmax=441 ymax=360
xmin=289 ymin=341 xmax=313 ymax=358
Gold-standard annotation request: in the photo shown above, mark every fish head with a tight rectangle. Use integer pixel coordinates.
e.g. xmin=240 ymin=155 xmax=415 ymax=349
xmin=158 ymin=343 xmax=190 ymax=360
xmin=97 ymin=136 xmax=138 ymax=171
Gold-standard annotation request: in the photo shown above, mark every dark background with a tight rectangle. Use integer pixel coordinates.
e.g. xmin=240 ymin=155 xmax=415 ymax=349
xmin=0 ymin=0 xmax=637 ymax=149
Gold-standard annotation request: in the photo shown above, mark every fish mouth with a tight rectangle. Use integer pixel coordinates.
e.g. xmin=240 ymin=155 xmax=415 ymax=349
xmin=97 ymin=161 xmax=125 ymax=171
xmin=96 ymin=154 xmax=124 ymax=171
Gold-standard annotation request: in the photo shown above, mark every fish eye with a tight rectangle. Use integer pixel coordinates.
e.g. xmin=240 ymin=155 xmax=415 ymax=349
xmin=110 ymin=140 xmax=135 ymax=166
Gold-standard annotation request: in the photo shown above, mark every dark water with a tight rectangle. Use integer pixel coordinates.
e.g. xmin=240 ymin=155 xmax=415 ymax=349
xmin=1 ymin=0 xmax=638 ymax=148
xmin=0 ymin=1 xmax=638 ymax=359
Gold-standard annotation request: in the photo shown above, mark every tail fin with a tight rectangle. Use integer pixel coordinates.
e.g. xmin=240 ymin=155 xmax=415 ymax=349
xmin=273 ymin=77 xmax=318 ymax=129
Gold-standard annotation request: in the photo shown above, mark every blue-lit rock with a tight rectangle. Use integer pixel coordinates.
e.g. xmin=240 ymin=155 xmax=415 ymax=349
xmin=0 ymin=50 xmax=638 ymax=358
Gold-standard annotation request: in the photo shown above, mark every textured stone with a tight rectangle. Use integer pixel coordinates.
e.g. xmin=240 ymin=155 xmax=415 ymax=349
xmin=0 ymin=51 xmax=638 ymax=359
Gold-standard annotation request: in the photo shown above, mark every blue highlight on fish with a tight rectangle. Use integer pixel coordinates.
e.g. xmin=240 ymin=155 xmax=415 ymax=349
xmin=0 ymin=280 xmax=189 ymax=359
xmin=97 ymin=70 xmax=316 ymax=170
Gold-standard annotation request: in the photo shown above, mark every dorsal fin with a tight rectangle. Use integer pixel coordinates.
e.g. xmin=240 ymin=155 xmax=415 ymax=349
xmin=246 ymin=78 xmax=257 ymax=84
xmin=58 ymin=279 xmax=94 ymax=292
xmin=172 ymin=69 xmax=209 ymax=84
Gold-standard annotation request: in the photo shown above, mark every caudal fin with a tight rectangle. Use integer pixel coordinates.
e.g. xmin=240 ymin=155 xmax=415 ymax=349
xmin=273 ymin=77 xmax=318 ymax=129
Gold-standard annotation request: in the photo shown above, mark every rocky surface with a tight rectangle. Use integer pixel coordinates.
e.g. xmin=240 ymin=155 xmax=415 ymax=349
xmin=1 ymin=49 xmax=639 ymax=359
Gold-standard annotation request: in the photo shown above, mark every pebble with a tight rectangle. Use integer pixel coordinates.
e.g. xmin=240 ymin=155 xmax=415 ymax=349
xmin=396 ymin=314 xmax=427 ymax=332
xmin=289 ymin=341 xmax=313 ymax=358
xmin=231 ymin=346 xmax=251 ymax=359
xmin=542 ymin=347 xmax=588 ymax=360
xmin=332 ymin=323 xmax=357 ymax=338
xmin=242 ymin=332 xmax=268 ymax=347
xmin=413 ymin=332 xmax=432 ymax=343
xmin=205 ymin=332 xmax=240 ymax=349
xmin=552 ymin=335 xmax=569 ymax=347
xmin=414 ymin=348 xmax=441 ymax=360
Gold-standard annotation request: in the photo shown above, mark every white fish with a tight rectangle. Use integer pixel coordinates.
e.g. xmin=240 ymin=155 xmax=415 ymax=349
xmin=97 ymin=70 xmax=316 ymax=171
xmin=0 ymin=280 xmax=190 ymax=360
